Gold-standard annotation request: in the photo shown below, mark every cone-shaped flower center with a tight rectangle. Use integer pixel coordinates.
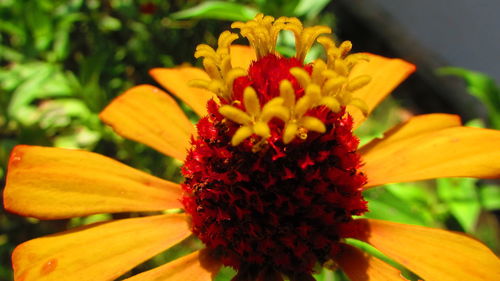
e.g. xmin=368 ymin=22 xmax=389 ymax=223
xmin=182 ymin=14 xmax=370 ymax=279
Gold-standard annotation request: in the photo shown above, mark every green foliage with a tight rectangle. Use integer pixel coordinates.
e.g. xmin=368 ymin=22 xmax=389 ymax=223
xmin=438 ymin=67 xmax=500 ymax=129
xmin=171 ymin=1 xmax=259 ymax=21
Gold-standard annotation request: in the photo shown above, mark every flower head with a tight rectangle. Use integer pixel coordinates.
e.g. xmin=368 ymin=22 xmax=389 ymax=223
xmin=3 ymin=14 xmax=500 ymax=281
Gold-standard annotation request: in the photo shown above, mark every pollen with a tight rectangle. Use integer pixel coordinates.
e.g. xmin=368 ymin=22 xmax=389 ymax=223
xmin=182 ymin=14 xmax=369 ymax=280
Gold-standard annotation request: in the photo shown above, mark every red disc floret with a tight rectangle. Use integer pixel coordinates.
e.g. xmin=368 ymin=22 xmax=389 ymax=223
xmin=181 ymin=55 xmax=367 ymax=278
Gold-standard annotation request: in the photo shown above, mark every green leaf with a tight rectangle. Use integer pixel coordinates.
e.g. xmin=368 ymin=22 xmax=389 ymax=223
xmin=99 ymin=16 xmax=122 ymax=32
xmin=479 ymin=184 xmax=500 ymax=210
xmin=7 ymin=63 xmax=73 ymax=124
xmin=436 ymin=178 xmax=481 ymax=233
xmin=53 ymin=126 xmax=101 ymax=149
xmin=25 ymin=1 xmax=54 ymax=52
xmin=0 ymin=45 xmax=23 ymax=62
xmin=438 ymin=67 xmax=500 ymax=129
xmin=52 ymin=13 xmax=84 ymax=61
xmin=294 ymin=0 xmax=332 ymax=19
xmin=170 ymin=1 xmax=258 ymax=22
xmin=363 ymin=183 xmax=435 ymax=227
xmin=313 ymin=268 xmax=337 ymax=281
xmin=214 ymin=266 xmax=236 ymax=281
xmin=38 ymin=99 xmax=92 ymax=130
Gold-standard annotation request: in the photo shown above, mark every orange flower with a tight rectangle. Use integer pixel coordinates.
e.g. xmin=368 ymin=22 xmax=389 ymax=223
xmin=3 ymin=14 xmax=500 ymax=281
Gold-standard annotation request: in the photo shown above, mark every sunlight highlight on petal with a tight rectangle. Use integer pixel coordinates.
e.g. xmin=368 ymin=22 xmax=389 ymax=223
xmin=361 ymin=126 xmax=500 ymax=187
xmin=347 ymin=53 xmax=415 ymax=128
xmin=124 ymin=249 xmax=221 ymax=281
xmin=336 ymin=244 xmax=406 ymax=281
xmin=353 ymin=219 xmax=500 ymax=281
xmin=12 ymin=214 xmax=191 ymax=281
xmin=100 ymin=84 xmax=194 ymax=160
xmin=3 ymin=145 xmax=182 ymax=219
xmin=150 ymin=67 xmax=215 ymax=117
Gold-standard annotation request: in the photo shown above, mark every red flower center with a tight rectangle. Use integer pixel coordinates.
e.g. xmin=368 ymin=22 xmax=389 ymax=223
xmin=182 ymin=55 xmax=368 ymax=278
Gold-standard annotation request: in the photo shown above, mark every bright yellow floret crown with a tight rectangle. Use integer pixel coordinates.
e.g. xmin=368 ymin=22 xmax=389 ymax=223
xmin=190 ymin=14 xmax=371 ymax=146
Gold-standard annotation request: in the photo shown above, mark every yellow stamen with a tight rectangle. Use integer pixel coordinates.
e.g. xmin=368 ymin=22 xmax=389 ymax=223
xmin=290 ymin=67 xmax=311 ymax=89
xmin=301 ymin=116 xmax=326 ymax=133
xmin=243 ymin=87 xmax=260 ymax=116
xmin=219 ymin=87 xmax=290 ymax=147
xmin=192 ymin=31 xmax=245 ymax=101
xmin=232 ymin=126 xmax=253 ymax=146
xmin=219 ymin=106 xmax=252 ymax=125
xmin=190 ymin=14 xmax=374 ymax=147
xmin=279 ymin=80 xmax=296 ymax=107
xmin=283 ymin=122 xmax=299 ymax=144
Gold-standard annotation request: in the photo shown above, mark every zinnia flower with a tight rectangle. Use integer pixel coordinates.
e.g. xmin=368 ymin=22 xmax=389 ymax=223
xmin=4 ymin=14 xmax=500 ymax=281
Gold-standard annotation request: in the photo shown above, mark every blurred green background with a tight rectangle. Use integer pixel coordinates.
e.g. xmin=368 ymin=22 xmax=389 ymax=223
xmin=1 ymin=1 xmax=498 ymax=280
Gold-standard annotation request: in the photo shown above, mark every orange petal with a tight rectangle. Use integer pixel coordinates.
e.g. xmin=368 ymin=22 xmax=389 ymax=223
xmin=335 ymin=244 xmax=406 ymax=281
xmin=123 ymin=249 xmax=221 ymax=281
xmin=3 ymin=145 xmax=182 ymax=219
xmin=352 ymin=219 xmax=500 ymax=281
xmin=100 ymin=84 xmax=194 ymax=160
xmin=347 ymin=53 xmax=416 ymax=128
xmin=360 ymin=113 xmax=461 ymax=157
xmin=12 ymin=214 xmax=191 ymax=281
xmin=230 ymin=45 xmax=256 ymax=70
xmin=149 ymin=67 xmax=215 ymax=117
xmin=361 ymin=126 xmax=500 ymax=187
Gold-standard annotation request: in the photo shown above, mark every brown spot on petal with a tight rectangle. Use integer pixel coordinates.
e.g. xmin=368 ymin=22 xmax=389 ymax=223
xmin=40 ymin=258 xmax=57 ymax=275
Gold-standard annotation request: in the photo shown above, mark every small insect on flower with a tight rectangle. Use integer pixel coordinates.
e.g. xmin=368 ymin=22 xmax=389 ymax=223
xmin=3 ymin=13 xmax=500 ymax=281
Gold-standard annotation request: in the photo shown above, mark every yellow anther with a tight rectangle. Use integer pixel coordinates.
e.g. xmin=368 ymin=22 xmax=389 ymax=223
xmin=312 ymin=59 xmax=328 ymax=82
xmin=333 ymin=60 xmax=349 ymax=76
xmin=301 ymin=116 xmax=326 ymax=133
xmin=194 ymin=44 xmax=215 ymax=59
xmin=323 ymin=77 xmax=347 ymax=95
xmin=243 ymin=87 xmax=260 ymax=116
xmin=338 ymin=91 xmax=352 ymax=105
xmin=339 ymin=40 xmax=352 ymax=56
xmin=193 ymin=30 xmax=243 ymax=100
xmin=261 ymin=105 xmax=290 ymax=122
xmin=295 ymin=96 xmax=313 ymax=117
xmin=345 ymin=53 xmax=370 ymax=64
xmin=219 ymin=105 xmax=252 ymax=124
xmin=190 ymin=14 xmax=375 ymax=149
xmin=317 ymin=36 xmax=335 ymax=52
xmin=347 ymin=75 xmax=372 ymax=91
xmin=283 ymin=122 xmax=299 ymax=144
xmin=253 ymin=121 xmax=271 ymax=138
xmin=225 ymin=68 xmax=247 ymax=89
xmin=218 ymin=31 xmax=239 ymax=48
xmin=207 ymin=80 xmax=225 ymax=97
xmin=349 ymin=98 xmax=369 ymax=116
xmin=305 ymin=84 xmax=322 ymax=103
xmin=232 ymin=13 xmax=284 ymax=59
xmin=294 ymin=26 xmax=332 ymax=62
xmin=290 ymin=67 xmax=311 ymax=89
xmin=279 ymin=79 xmax=296 ymax=107
xmin=220 ymin=56 xmax=232 ymax=76
xmin=203 ymin=58 xmax=222 ymax=80
xmin=319 ymin=97 xmax=341 ymax=113
xmin=262 ymin=97 xmax=284 ymax=110
xmin=232 ymin=126 xmax=253 ymax=146
xmin=321 ymin=69 xmax=339 ymax=79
